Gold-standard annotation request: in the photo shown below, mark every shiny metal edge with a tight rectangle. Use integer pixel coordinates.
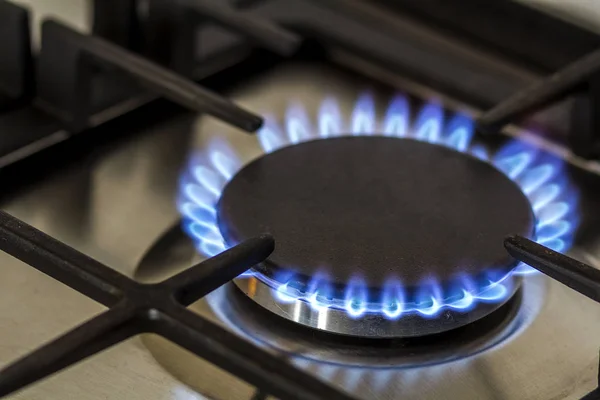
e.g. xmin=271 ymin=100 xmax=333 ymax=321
xmin=231 ymin=274 xmax=521 ymax=338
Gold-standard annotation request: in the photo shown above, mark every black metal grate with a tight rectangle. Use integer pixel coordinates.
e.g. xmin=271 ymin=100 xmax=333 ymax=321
xmin=0 ymin=2 xmax=356 ymax=396
xmin=1 ymin=0 xmax=600 ymax=398
xmin=37 ymin=20 xmax=264 ymax=133
xmin=302 ymin=0 xmax=600 ymax=160
xmin=0 ymin=211 xmax=355 ymax=400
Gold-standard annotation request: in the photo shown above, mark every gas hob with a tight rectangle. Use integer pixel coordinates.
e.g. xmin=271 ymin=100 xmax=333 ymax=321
xmin=1 ymin=1 xmax=600 ymax=400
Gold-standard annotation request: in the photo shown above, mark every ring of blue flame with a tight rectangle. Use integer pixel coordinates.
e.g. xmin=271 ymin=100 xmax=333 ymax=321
xmin=178 ymin=94 xmax=578 ymax=320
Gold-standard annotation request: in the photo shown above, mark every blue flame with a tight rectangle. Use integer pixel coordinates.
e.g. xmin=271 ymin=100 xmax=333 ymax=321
xmin=178 ymin=94 xmax=579 ymax=320
xmin=259 ymin=271 xmax=514 ymax=319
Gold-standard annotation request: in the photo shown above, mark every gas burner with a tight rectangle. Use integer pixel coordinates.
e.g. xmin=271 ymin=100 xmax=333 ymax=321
xmin=178 ymin=94 xmax=579 ymax=338
xmin=219 ymin=137 xmax=532 ymax=337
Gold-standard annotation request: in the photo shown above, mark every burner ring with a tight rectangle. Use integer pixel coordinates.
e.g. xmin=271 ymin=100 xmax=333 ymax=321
xmin=178 ymin=96 xmax=578 ymax=339
xmin=217 ymin=137 xmax=533 ymax=335
xmin=233 ymin=274 xmax=521 ymax=338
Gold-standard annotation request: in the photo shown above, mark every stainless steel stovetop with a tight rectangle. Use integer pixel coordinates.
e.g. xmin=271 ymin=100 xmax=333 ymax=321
xmin=1 ymin=59 xmax=599 ymax=399
xmin=2 ymin=1 xmax=600 ymax=400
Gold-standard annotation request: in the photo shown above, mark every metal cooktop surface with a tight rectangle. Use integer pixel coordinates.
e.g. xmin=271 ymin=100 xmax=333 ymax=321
xmin=2 ymin=1 xmax=600 ymax=399
xmin=2 ymin=60 xmax=600 ymax=400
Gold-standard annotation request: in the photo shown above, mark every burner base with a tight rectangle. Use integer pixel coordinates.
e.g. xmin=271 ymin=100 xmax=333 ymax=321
xmin=212 ymin=279 xmax=527 ymax=366
xmin=233 ymin=274 xmax=521 ymax=338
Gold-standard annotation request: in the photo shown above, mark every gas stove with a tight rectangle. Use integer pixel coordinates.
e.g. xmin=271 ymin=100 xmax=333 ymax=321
xmin=2 ymin=1 xmax=600 ymax=400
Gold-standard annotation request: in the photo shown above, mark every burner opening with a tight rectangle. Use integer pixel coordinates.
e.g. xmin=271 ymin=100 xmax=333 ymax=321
xmin=216 ymin=137 xmax=534 ymax=335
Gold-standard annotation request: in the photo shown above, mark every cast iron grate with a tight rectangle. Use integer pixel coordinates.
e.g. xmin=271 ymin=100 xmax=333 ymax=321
xmin=0 ymin=211 xmax=355 ymax=400
xmin=0 ymin=0 xmax=600 ymax=398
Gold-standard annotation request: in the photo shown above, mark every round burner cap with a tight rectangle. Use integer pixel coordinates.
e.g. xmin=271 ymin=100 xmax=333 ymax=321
xmin=217 ymin=137 xmax=534 ymax=290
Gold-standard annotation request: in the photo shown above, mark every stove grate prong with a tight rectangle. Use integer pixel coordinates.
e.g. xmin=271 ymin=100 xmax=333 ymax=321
xmin=505 ymin=236 xmax=600 ymax=399
xmin=478 ymin=47 xmax=600 ymax=131
xmin=38 ymin=20 xmax=263 ymax=133
xmin=162 ymin=234 xmax=274 ymax=306
xmin=0 ymin=210 xmax=131 ymax=307
xmin=504 ymin=235 xmax=600 ymax=304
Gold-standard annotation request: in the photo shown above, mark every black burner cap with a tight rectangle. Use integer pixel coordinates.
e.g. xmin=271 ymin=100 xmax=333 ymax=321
xmin=217 ymin=137 xmax=534 ymax=290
